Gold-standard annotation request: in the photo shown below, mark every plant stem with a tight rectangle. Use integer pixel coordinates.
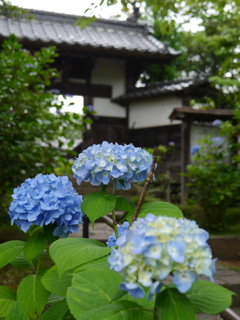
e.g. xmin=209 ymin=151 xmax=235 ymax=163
xmin=130 ymin=147 xmax=159 ymax=226
xmin=36 ymin=253 xmax=41 ymax=274
xmin=101 ymin=215 xmax=114 ymax=229
xmin=111 ymin=179 xmax=119 ymax=238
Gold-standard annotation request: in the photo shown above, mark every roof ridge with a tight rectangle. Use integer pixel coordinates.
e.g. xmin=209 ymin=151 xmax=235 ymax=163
xmin=24 ymin=8 xmax=150 ymax=31
xmin=126 ymin=77 xmax=208 ymax=93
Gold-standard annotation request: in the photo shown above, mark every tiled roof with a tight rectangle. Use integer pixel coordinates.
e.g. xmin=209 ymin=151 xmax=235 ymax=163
xmin=0 ymin=9 xmax=181 ymax=59
xmin=169 ymin=107 xmax=233 ymax=122
xmin=112 ymin=78 xmax=218 ymax=105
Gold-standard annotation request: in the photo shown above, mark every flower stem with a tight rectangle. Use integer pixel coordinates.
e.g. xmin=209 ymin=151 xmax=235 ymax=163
xmin=130 ymin=147 xmax=158 ymax=226
xmin=111 ymin=179 xmax=119 ymax=238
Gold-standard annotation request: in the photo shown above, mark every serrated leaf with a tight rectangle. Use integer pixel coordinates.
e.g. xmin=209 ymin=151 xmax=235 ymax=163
xmin=67 ymin=269 xmax=126 ymax=318
xmin=118 ymin=288 xmax=154 ymax=320
xmin=0 ymin=240 xmax=25 ymax=269
xmin=38 ymin=300 xmax=68 ymax=320
xmin=126 ymin=202 xmax=183 ymax=223
xmin=0 ymin=286 xmax=17 ymax=317
xmin=185 ymin=280 xmax=235 ymax=314
xmin=17 ymin=273 xmax=50 ymax=318
xmin=10 ymin=252 xmax=34 ymax=268
xmin=115 ymin=196 xmax=135 ymax=212
xmin=49 ymin=238 xmax=111 ymax=278
xmin=81 ymin=191 xmax=116 ymax=225
xmin=74 ymin=255 xmax=109 ymax=273
xmin=4 ymin=303 xmax=30 ymax=320
xmin=47 ymin=294 xmax=65 ymax=306
xmin=75 ymin=300 xmax=146 ymax=320
xmin=156 ymin=288 xmax=195 ymax=320
xmin=24 ymin=232 xmax=47 ymax=261
xmin=41 ymin=265 xmax=72 ymax=297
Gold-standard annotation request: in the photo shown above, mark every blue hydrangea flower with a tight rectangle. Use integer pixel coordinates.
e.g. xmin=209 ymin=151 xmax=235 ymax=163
xmin=190 ymin=145 xmax=201 ymax=155
xmin=72 ymin=141 xmax=153 ymax=190
xmin=8 ymin=173 xmax=84 ymax=237
xmin=120 ymin=283 xmax=144 ymax=299
xmin=212 ymin=136 xmax=224 ymax=146
xmin=212 ymin=119 xmax=222 ymax=127
xmin=108 ymin=214 xmax=216 ymax=299
xmin=106 ymin=221 xmax=129 ymax=247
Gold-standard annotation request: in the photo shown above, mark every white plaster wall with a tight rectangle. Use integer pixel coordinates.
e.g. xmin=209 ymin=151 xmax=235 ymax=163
xmin=91 ymin=58 xmax=126 ymax=118
xmin=91 ymin=58 xmax=125 ymax=97
xmin=190 ymin=125 xmax=230 ymax=163
xmin=190 ymin=125 xmax=217 ymax=147
xmin=129 ymin=96 xmax=182 ymax=129
xmin=93 ymin=97 xmax=126 ymax=118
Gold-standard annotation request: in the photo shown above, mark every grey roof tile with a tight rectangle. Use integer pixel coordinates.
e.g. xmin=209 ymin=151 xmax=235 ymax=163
xmin=112 ymin=78 xmax=219 ymax=105
xmin=0 ymin=9 xmax=181 ymax=58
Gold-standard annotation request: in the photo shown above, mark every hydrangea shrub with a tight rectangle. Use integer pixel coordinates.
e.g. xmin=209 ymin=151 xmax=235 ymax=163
xmin=0 ymin=142 xmax=235 ymax=320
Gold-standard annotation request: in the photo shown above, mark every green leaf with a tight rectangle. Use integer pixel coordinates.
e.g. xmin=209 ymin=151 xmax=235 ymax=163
xmin=185 ymin=280 xmax=235 ymax=314
xmin=47 ymin=294 xmax=65 ymax=306
xmin=156 ymin=288 xmax=195 ymax=320
xmin=81 ymin=191 xmax=116 ymax=225
xmin=4 ymin=303 xmax=30 ymax=320
xmin=0 ymin=286 xmax=17 ymax=317
xmin=41 ymin=265 xmax=73 ymax=297
xmin=17 ymin=273 xmax=50 ymax=318
xmin=0 ymin=240 xmax=25 ymax=268
xmin=118 ymin=288 xmax=154 ymax=320
xmin=10 ymin=251 xmax=35 ymax=268
xmin=38 ymin=300 xmax=68 ymax=320
xmin=49 ymin=238 xmax=111 ymax=278
xmin=43 ymin=224 xmax=59 ymax=244
xmin=67 ymin=139 xmax=74 ymax=148
xmin=24 ymin=232 xmax=47 ymax=261
xmin=115 ymin=196 xmax=135 ymax=212
xmin=75 ymin=300 xmax=146 ymax=320
xmin=125 ymin=202 xmax=183 ymax=223
xmin=67 ymin=269 xmax=126 ymax=318
xmin=74 ymin=255 xmax=109 ymax=273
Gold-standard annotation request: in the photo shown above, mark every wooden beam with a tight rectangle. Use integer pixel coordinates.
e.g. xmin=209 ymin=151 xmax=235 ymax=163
xmin=50 ymin=83 xmax=112 ymax=98
xmin=180 ymin=119 xmax=191 ymax=205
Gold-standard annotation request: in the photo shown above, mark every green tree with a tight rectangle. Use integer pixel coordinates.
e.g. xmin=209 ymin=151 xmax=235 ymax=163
xmin=0 ymin=35 xmax=84 ymax=214
xmin=86 ymin=0 xmax=240 ymax=109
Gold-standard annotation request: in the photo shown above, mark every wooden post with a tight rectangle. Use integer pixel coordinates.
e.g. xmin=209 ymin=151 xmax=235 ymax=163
xmin=166 ymin=170 xmax=170 ymax=202
xmin=83 ymin=215 xmax=89 ymax=238
xmin=181 ymin=119 xmax=191 ymax=205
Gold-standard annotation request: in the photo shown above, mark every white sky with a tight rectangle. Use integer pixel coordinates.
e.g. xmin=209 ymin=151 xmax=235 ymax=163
xmin=10 ymin=0 xmax=123 ymax=18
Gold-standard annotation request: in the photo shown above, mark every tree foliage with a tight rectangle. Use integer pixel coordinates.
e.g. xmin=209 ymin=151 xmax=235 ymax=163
xmin=0 ymin=34 xmax=84 ymax=212
xmin=87 ymin=0 xmax=240 ymax=109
